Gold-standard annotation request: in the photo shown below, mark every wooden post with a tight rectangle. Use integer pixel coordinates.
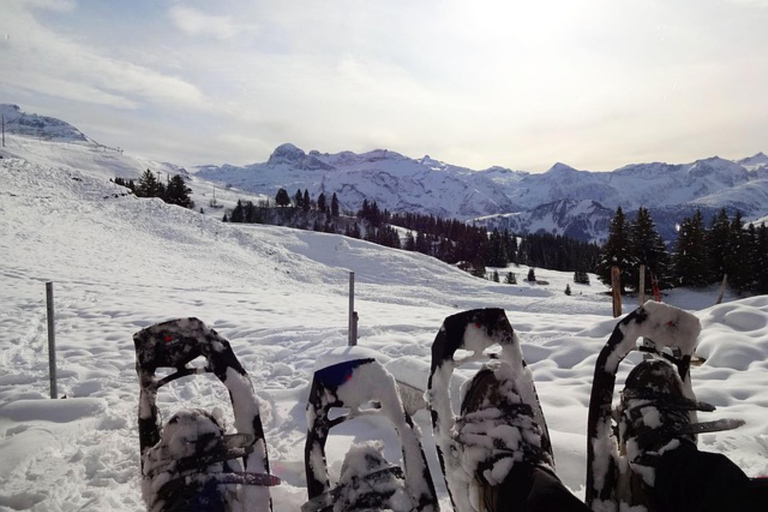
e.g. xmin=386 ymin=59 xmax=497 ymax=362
xmin=46 ymin=282 xmax=58 ymax=399
xmin=2 ymin=113 xmax=5 ymax=148
xmin=611 ymin=266 xmax=622 ymax=318
xmin=716 ymin=274 xmax=728 ymax=305
xmin=348 ymin=272 xmax=357 ymax=345
xmin=638 ymin=264 xmax=646 ymax=305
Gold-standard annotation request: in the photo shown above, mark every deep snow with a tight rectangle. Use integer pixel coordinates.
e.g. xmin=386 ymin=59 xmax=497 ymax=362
xmin=1 ymin=148 xmax=767 ymax=512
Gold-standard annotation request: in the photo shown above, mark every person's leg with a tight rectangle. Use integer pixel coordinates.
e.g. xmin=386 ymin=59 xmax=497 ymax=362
xmin=488 ymin=463 xmax=591 ymax=512
xmin=652 ymin=445 xmax=767 ymax=512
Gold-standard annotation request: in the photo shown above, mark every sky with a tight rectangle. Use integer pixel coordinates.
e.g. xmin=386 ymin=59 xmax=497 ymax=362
xmin=1 ymin=0 xmax=767 ymax=172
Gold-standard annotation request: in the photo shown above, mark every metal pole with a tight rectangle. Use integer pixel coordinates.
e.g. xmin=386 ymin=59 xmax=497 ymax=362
xmin=348 ymin=272 xmax=357 ymax=346
xmin=638 ymin=264 xmax=646 ymax=305
xmin=46 ymin=282 xmax=57 ymax=399
xmin=2 ymin=113 xmax=5 ymax=148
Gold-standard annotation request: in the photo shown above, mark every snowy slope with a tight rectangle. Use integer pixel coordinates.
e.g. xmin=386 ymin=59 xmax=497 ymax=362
xmin=2 ymin=152 xmax=768 ymax=512
xmin=1 ymin=104 xmax=90 ymax=143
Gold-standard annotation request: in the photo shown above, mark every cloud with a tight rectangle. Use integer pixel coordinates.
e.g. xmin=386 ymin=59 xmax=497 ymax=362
xmin=168 ymin=6 xmax=257 ymax=40
xmin=723 ymin=0 xmax=768 ymax=6
xmin=0 ymin=0 xmax=207 ymax=110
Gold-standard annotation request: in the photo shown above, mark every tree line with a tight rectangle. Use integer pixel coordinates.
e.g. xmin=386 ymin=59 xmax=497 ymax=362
xmin=599 ymin=206 xmax=768 ymax=294
xmin=113 ymin=169 xmax=194 ymax=209
xmin=226 ymin=191 xmax=601 ymax=278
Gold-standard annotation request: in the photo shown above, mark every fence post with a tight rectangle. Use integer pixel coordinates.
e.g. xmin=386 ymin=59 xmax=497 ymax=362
xmin=46 ymin=282 xmax=57 ymax=399
xmin=611 ymin=266 xmax=622 ymax=318
xmin=348 ymin=272 xmax=357 ymax=346
xmin=716 ymin=274 xmax=728 ymax=305
xmin=638 ymin=264 xmax=646 ymax=305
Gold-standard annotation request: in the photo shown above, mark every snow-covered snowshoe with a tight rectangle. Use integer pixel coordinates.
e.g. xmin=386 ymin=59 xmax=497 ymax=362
xmin=134 ymin=318 xmax=279 ymax=512
xmin=426 ymin=308 xmax=554 ymax=512
xmin=585 ymin=301 xmax=744 ymax=511
xmin=303 ymin=354 xmax=438 ymax=512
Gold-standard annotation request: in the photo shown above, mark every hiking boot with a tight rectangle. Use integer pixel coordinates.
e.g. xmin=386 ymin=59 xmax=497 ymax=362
xmin=460 ymin=367 xmax=555 ymax=511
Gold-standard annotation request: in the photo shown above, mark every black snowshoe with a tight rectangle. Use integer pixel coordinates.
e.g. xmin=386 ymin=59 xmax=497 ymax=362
xmin=134 ymin=318 xmax=279 ymax=512
xmin=426 ymin=308 xmax=554 ymax=512
xmin=303 ymin=351 xmax=439 ymax=512
xmin=586 ymin=301 xmax=744 ymax=511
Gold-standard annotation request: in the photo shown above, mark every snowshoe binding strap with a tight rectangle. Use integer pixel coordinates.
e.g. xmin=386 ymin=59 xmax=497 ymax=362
xmin=304 ymin=357 xmax=438 ymax=512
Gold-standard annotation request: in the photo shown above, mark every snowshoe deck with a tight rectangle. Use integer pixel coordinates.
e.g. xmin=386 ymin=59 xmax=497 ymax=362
xmin=426 ymin=308 xmax=553 ymax=512
xmin=303 ymin=353 xmax=438 ymax=512
xmin=134 ymin=317 xmax=278 ymax=512
xmin=586 ymin=302 xmax=744 ymax=511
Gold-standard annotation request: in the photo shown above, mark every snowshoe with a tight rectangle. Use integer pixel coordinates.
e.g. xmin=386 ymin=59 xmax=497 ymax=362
xmin=134 ymin=318 xmax=279 ymax=512
xmin=426 ymin=308 xmax=554 ymax=512
xmin=303 ymin=350 xmax=438 ymax=512
xmin=585 ymin=301 xmax=744 ymax=511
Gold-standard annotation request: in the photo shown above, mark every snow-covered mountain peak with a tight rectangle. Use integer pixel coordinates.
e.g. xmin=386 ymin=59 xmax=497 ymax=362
xmin=686 ymin=156 xmax=750 ymax=184
xmin=267 ymin=143 xmax=334 ymax=171
xmin=0 ymin=103 xmax=91 ymax=143
xmin=545 ymin=162 xmax=579 ymax=174
xmin=267 ymin=143 xmax=307 ymax=164
xmin=738 ymin=152 xmax=768 ymax=171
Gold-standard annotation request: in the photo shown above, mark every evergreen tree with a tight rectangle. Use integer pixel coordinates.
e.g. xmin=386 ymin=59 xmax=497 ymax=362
xmin=707 ymin=208 xmax=731 ymax=284
xmin=303 ymin=189 xmax=311 ymax=212
xmin=136 ymin=169 xmax=163 ymax=198
xmin=230 ymin=200 xmax=245 ymax=223
xmin=628 ymin=207 xmax=669 ymax=292
xmin=317 ymin=193 xmax=327 ymax=213
xmin=275 ymin=188 xmax=290 ymax=207
xmin=728 ymin=211 xmax=750 ymax=292
xmin=753 ymin=223 xmax=768 ymax=294
xmin=598 ymin=207 xmax=633 ymax=293
xmin=404 ymin=231 xmax=416 ymax=251
xmin=294 ymin=189 xmax=303 ymax=208
xmin=492 ymin=270 xmax=500 ymax=282
xmin=504 ymin=230 xmax=518 ymax=265
xmin=165 ymin=175 xmax=193 ymax=208
xmin=574 ymin=271 xmax=590 ymax=285
xmin=486 ymin=228 xmax=508 ymax=267
xmin=504 ymin=272 xmax=517 ymax=284
xmin=672 ymin=210 xmax=708 ymax=287
xmin=222 ymin=213 xmax=228 ymax=222
xmin=527 ymin=268 xmax=536 ymax=282
xmin=331 ymin=193 xmax=340 ymax=217
xmin=565 ymin=284 xmax=572 ymax=296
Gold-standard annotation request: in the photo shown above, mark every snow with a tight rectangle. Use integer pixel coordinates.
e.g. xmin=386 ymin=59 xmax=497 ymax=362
xmin=1 ymin=147 xmax=768 ymax=512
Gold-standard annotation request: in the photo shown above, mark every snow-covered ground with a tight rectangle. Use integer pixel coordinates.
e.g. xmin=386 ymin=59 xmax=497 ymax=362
xmin=1 ymin=152 xmax=767 ymax=512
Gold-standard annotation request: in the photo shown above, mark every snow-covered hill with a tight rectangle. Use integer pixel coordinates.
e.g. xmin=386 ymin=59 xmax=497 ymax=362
xmin=1 ymin=104 xmax=91 ymax=143
xmin=2 ymin=144 xmax=767 ymax=512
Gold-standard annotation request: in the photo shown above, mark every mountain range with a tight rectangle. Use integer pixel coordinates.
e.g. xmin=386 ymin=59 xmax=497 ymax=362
xmin=3 ymin=103 xmax=767 ymax=243
xmin=196 ymin=142 xmax=768 ymax=243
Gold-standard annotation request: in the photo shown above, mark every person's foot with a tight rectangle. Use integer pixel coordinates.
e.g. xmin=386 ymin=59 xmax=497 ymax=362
xmin=618 ymin=358 xmax=698 ymax=487
xmin=459 ymin=367 xmax=555 ymax=511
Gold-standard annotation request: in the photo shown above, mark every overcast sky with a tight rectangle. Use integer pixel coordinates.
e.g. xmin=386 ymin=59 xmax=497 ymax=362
xmin=1 ymin=0 xmax=766 ymax=172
